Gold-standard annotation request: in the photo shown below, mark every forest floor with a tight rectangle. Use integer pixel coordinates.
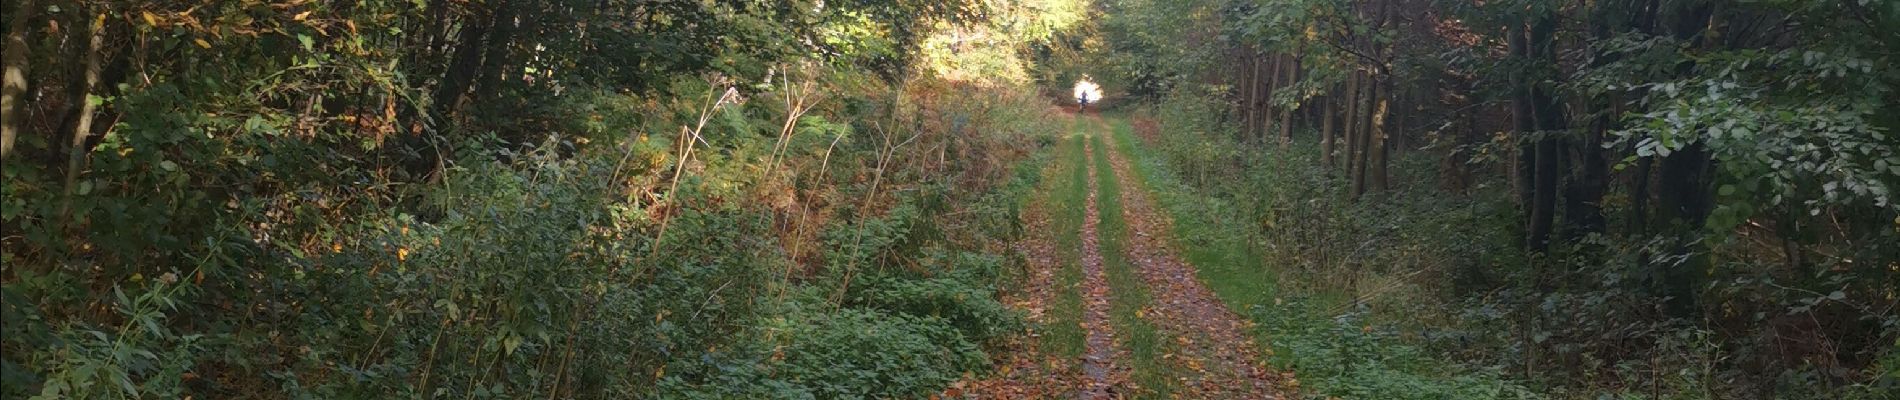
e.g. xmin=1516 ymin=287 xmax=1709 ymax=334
xmin=948 ymin=113 xmax=1290 ymax=399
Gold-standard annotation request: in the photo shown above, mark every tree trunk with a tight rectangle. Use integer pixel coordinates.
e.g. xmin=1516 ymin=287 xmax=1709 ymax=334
xmin=1263 ymin=54 xmax=1283 ymax=143
xmin=1344 ymin=71 xmax=1362 ymax=177
xmin=1278 ymin=57 xmax=1300 ymax=149
xmin=0 ymin=0 xmax=33 ymax=158
xmin=1368 ymin=75 xmax=1389 ymax=193
xmin=1526 ymin=14 xmax=1565 ymax=252
xmin=1652 ymin=0 xmax=1718 ymax=318
xmin=60 ymin=12 xmax=105 ymax=219
xmin=423 ymin=0 xmax=452 ymax=62
xmin=1567 ymin=0 xmax=1626 ymax=240
xmin=472 ymin=0 xmax=523 ymax=107
xmin=1657 ymin=143 xmax=1712 ymax=316
xmin=1527 ymin=132 xmax=1559 ymax=252
xmin=1245 ymin=52 xmax=1261 ymax=140
xmin=432 ymin=8 xmax=496 ymax=119
xmin=1351 ymin=72 xmax=1375 ymax=199
xmin=1388 ymin=85 xmax=1402 ymax=156
xmin=1628 ymin=152 xmax=1652 ymax=235
xmin=1320 ymin=84 xmax=1337 ymax=169
xmin=1508 ymin=22 xmax=1542 ymax=250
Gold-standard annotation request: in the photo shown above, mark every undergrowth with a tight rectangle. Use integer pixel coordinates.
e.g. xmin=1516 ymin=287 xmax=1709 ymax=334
xmin=1 ymin=73 xmax=1060 ymax=398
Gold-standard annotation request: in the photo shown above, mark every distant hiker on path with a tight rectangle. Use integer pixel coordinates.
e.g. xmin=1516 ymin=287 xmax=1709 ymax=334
xmin=1074 ymin=75 xmax=1101 ymax=112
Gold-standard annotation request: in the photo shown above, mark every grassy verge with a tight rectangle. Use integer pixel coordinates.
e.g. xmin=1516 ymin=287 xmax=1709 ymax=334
xmin=1105 ymin=117 xmax=1537 ymax=400
xmin=1090 ymin=129 xmax=1176 ymax=398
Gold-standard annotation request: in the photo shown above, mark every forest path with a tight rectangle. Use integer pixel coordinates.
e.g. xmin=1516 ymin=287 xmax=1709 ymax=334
xmin=1076 ymin=134 xmax=1125 ymax=399
xmin=944 ymin=112 xmax=1127 ymax=399
xmin=1090 ymin=115 xmax=1282 ymax=399
xmin=950 ymin=113 xmax=1282 ymax=399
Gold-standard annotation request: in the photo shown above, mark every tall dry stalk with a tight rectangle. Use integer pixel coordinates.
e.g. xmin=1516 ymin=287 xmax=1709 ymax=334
xmin=648 ymin=86 xmax=738 ymax=256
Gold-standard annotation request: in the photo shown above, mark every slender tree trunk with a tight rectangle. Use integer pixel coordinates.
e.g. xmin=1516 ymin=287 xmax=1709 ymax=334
xmin=1528 ymin=133 xmax=1559 ymax=252
xmin=60 ymin=12 xmax=105 ymax=218
xmin=1263 ymin=54 xmax=1283 ymax=143
xmin=1352 ymin=73 xmax=1375 ymax=199
xmin=1568 ymin=1 xmax=1624 ymax=240
xmin=1526 ymin=14 xmax=1565 ymax=252
xmin=1566 ymin=102 xmax=1610 ymax=240
xmin=0 ymin=0 xmax=33 ymax=158
xmin=1508 ymin=23 xmax=1540 ymax=248
xmin=1245 ymin=52 xmax=1260 ymax=140
xmin=1651 ymin=0 xmax=1718 ymax=318
xmin=1343 ymin=71 xmax=1362 ymax=176
xmin=1657 ymin=143 xmax=1712 ymax=315
xmin=472 ymin=0 xmax=522 ymax=106
xmin=1320 ymin=84 xmax=1336 ymax=169
xmin=1278 ymin=57 xmax=1300 ymax=149
xmin=1368 ymin=75 xmax=1389 ymax=193
xmin=432 ymin=8 xmax=496 ymax=119
xmin=424 ymin=0 xmax=451 ymax=61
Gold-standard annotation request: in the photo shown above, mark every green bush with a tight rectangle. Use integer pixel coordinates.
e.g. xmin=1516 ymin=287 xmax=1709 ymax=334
xmin=847 ymin=253 xmax=1024 ymax=345
xmin=656 ymin=302 xmax=987 ymax=399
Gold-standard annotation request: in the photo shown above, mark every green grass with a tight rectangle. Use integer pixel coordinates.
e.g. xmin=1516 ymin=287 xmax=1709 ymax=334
xmin=1104 ymin=116 xmax=1538 ymax=400
xmin=1090 ymin=129 xmax=1175 ymax=398
xmin=1040 ymin=120 xmax=1090 ymax=361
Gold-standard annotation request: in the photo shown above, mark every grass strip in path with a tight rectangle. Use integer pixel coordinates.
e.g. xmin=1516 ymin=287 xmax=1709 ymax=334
xmin=1044 ymin=124 xmax=1090 ymax=364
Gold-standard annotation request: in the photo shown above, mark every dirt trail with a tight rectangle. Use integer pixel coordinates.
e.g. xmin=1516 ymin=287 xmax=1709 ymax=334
xmin=946 ymin=118 xmax=1125 ymax=399
xmin=1096 ymin=117 xmax=1281 ymax=399
xmin=1077 ymin=138 xmax=1126 ymax=399
xmin=953 ymin=115 xmax=1280 ymax=399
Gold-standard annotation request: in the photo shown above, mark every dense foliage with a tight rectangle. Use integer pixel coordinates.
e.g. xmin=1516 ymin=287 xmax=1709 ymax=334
xmin=0 ymin=0 xmax=1091 ymax=397
xmin=1095 ymin=0 xmax=1899 ymax=398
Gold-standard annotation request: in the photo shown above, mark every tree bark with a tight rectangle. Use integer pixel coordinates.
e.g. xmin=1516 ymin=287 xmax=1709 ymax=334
xmin=60 ymin=12 xmax=105 ymax=219
xmin=432 ymin=6 xmax=497 ymax=119
xmin=0 ymin=0 xmax=32 ymax=158
xmin=1320 ymin=84 xmax=1337 ymax=168
xmin=1657 ymin=143 xmax=1712 ymax=315
xmin=1245 ymin=52 xmax=1261 ymax=140
xmin=1526 ymin=14 xmax=1565 ymax=252
xmin=1278 ymin=57 xmax=1300 ymax=149
xmin=1344 ymin=71 xmax=1362 ymax=177
xmin=1351 ymin=72 xmax=1375 ymax=199
xmin=473 ymin=0 xmax=527 ymax=107
xmin=1628 ymin=152 xmax=1652 ymax=235
xmin=423 ymin=0 xmax=452 ymax=62
xmin=1368 ymin=75 xmax=1389 ymax=193
xmin=1568 ymin=7 xmax=1618 ymax=240
xmin=1653 ymin=0 xmax=1718 ymax=318
xmin=1263 ymin=54 xmax=1283 ymax=143
xmin=1508 ymin=22 xmax=1542 ymax=249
